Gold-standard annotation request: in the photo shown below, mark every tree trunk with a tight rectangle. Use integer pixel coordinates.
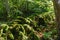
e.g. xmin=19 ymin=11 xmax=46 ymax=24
xmin=53 ymin=0 xmax=60 ymax=40
xmin=3 ymin=0 xmax=10 ymax=14
xmin=2 ymin=0 xmax=10 ymax=21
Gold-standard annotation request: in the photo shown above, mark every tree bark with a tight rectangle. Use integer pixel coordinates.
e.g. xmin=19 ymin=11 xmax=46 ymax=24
xmin=53 ymin=0 xmax=60 ymax=40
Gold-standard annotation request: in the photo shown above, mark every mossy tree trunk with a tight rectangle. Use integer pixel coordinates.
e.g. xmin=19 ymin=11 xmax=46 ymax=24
xmin=3 ymin=0 xmax=10 ymax=14
xmin=2 ymin=0 xmax=10 ymax=21
xmin=53 ymin=0 xmax=60 ymax=40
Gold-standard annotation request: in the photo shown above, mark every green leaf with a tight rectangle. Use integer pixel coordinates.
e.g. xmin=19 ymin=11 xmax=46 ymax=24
xmin=8 ymin=33 xmax=14 ymax=40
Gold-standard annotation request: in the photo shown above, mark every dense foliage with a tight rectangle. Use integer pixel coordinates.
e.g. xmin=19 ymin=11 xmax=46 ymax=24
xmin=0 ymin=0 xmax=57 ymax=40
